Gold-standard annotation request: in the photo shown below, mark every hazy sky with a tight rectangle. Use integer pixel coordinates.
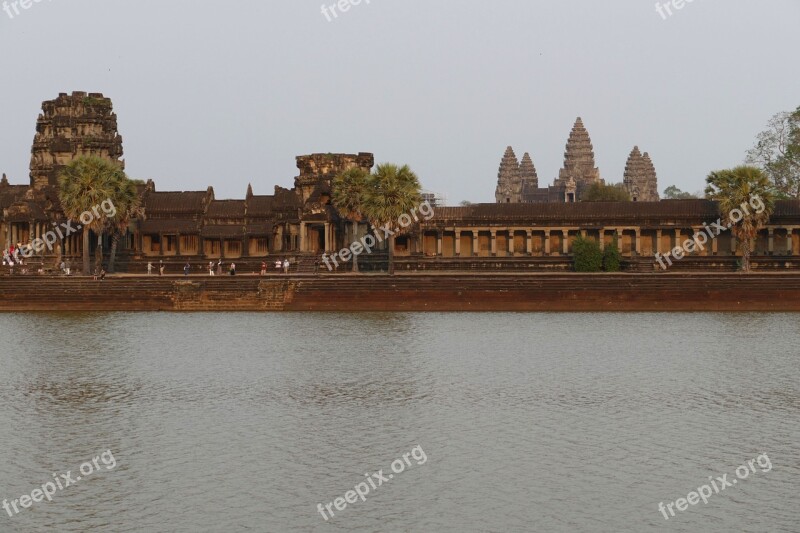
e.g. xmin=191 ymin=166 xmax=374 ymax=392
xmin=1 ymin=0 xmax=798 ymax=203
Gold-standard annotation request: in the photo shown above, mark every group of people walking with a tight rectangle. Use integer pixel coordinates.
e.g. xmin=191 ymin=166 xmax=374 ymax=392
xmin=146 ymin=259 xmax=292 ymax=276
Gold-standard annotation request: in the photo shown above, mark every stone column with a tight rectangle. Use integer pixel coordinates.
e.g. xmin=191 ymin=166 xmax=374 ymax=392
xmin=768 ymin=228 xmax=774 ymax=255
xmin=598 ymin=228 xmax=605 ymax=251
xmin=656 ymin=230 xmax=662 ymax=255
xmin=220 ymin=238 xmax=225 ymax=259
xmin=176 ymin=233 xmax=182 ymax=256
xmin=675 ymin=229 xmax=682 ymax=254
xmin=455 ymin=230 xmax=461 ymax=256
xmin=526 ymin=230 xmax=532 ymax=255
xmin=635 ymin=228 xmax=642 ymax=256
xmin=711 ymin=231 xmax=718 ymax=256
xmin=159 ymin=233 xmax=164 ymax=256
xmin=544 ymin=230 xmax=551 ymax=256
xmin=508 ymin=230 xmax=514 ymax=255
xmin=788 ymin=228 xmax=795 ymax=256
xmin=324 ymin=222 xmax=331 ymax=252
xmin=299 ymin=222 xmax=306 ymax=252
xmin=437 ymin=230 xmax=443 ymax=256
xmin=562 ymin=230 xmax=569 ymax=255
xmin=490 ymin=230 xmax=497 ymax=256
xmin=472 ymin=230 xmax=479 ymax=257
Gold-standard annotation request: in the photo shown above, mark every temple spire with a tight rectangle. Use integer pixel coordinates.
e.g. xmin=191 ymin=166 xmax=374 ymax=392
xmin=624 ymin=146 xmax=659 ymax=201
xmin=495 ymin=146 xmax=521 ymax=203
xmin=519 ymin=152 xmax=539 ymax=193
xmin=0 ymin=173 xmax=8 ymax=187
xmin=557 ymin=117 xmax=601 ymax=188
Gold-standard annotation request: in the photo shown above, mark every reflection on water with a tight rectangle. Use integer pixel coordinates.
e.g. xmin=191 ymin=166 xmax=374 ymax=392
xmin=0 ymin=312 xmax=799 ymax=532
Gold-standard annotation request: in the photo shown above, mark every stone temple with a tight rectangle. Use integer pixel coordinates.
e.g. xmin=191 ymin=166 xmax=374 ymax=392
xmin=496 ymin=117 xmax=659 ymax=203
xmin=2 ymin=93 xmax=800 ymax=274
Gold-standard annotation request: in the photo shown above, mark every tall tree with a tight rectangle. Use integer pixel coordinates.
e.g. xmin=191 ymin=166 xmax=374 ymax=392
xmin=362 ymin=164 xmax=423 ymax=275
xmin=746 ymin=106 xmax=800 ymax=198
xmin=332 ymin=167 xmax=370 ymax=273
xmin=106 ymin=178 xmax=143 ymax=273
xmin=663 ymin=185 xmax=698 ymax=199
xmin=581 ymin=182 xmax=631 ymax=202
xmin=705 ymin=166 xmax=776 ymax=272
xmin=58 ymin=156 xmax=127 ymax=275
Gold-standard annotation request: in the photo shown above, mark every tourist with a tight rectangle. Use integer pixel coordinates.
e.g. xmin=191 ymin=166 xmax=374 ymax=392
xmin=59 ymin=261 xmax=65 ymax=275
xmin=65 ymin=260 xmax=71 ymax=276
xmin=261 ymin=261 xmax=267 ymax=276
xmin=184 ymin=263 xmax=190 ymax=277
xmin=229 ymin=262 xmax=236 ymax=276
xmin=100 ymin=268 xmax=106 ymax=281
xmin=283 ymin=258 xmax=290 ymax=274
xmin=314 ymin=258 xmax=320 ymax=274
xmin=147 ymin=262 xmax=153 ymax=275
xmin=274 ymin=259 xmax=281 ymax=273
xmin=159 ymin=260 xmax=165 ymax=276
xmin=93 ymin=268 xmax=98 ymax=281
xmin=217 ymin=258 xmax=223 ymax=276
xmin=208 ymin=261 xmax=215 ymax=275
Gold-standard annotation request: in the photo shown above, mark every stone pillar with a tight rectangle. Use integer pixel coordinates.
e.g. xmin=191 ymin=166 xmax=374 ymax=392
xmin=675 ymin=229 xmax=682 ymax=254
xmin=635 ymin=228 xmax=642 ymax=256
xmin=436 ymin=230 xmax=443 ymax=256
xmin=562 ymin=230 xmax=569 ymax=255
xmin=490 ymin=230 xmax=497 ymax=256
xmin=768 ymin=228 xmax=774 ymax=255
xmin=656 ymin=230 xmax=662 ymax=255
xmin=455 ymin=230 xmax=461 ymax=256
xmin=508 ymin=230 xmax=514 ymax=255
xmin=788 ymin=228 xmax=795 ymax=256
xmin=299 ymin=222 xmax=306 ymax=252
xmin=711 ymin=231 xmax=718 ymax=255
xmin=526 ymin=230 xmax=532 ymax=255
xmin=324 ymin=222 xmax=331 ymax=252
xmin=472 ymin=230 xmax=479 ymax=257
xmin=220 ymin=238 xmax=225 ymax=259
xmin=598 ymin=228 xmax=605 ymax=251
xmin=544 ymin=230 xmax=551 ymax=256
xmin=581 ymin=229 xmax=587 ymax=239
xmin=176 ymin=233 xmax=182 ymax=256
xmin=159 ymin=233 xmax=164 ymax=256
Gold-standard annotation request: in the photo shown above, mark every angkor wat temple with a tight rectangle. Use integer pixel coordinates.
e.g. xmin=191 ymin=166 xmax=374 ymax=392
xmin=2 ymin=92 xmax=800 ymax=273
xmin=494 ymin=117 xmax=659 ymax=203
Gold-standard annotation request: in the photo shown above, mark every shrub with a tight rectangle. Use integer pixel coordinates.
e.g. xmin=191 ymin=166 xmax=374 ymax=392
xmin=603 ymin=237 xmax=622 ymax=272
xmin=572 ymin=236 xmax=603 ymax=272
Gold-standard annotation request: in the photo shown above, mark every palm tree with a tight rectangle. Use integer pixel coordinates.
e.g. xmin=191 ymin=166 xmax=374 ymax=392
xmin=332 ymin=167 xmax=370 ymax=273
xmin=362 ymin=164 xmax=423 ymax=275
xmin=705 ymin=165 xmax=776 ymax=272
xmin=107 ymin=178 xmax=143 ymax=273
xmin=58 ymin=156 xmax=127 ymax=275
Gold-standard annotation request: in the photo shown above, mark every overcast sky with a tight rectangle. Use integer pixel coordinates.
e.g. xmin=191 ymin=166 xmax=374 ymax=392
xmin=1 ymin=0 xmax=798 ymax=203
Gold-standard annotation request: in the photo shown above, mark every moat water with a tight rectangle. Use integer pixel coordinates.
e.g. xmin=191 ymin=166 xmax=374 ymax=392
xmin=0 ymin=312 xmax=798 ymax=532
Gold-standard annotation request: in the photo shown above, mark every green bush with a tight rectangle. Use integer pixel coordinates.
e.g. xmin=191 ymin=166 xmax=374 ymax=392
xmin=572 ymin=236 xmax=603 ymax=272
xmin=603 ymin=237 xmax=622 ymax=272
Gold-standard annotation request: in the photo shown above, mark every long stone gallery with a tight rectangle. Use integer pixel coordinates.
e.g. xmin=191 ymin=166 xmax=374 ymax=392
xmin=2 ymin=91 xmax=800 ymax=311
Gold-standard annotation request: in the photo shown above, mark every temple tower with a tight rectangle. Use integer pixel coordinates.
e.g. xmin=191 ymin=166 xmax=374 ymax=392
xmin=555 ymin=117 xmax=602 ymax=199
xmin=294 ymin=153 xmax=374 ymax=205
xmin=495 ymin=146 xmax=521 ymax=203
xmin=623 ymin=146 xmax=660 ymax=202
xmin=518 ymin=152 xmax=539 ymax=190
xmin=29 ymin=92 xmax=124 ymax=195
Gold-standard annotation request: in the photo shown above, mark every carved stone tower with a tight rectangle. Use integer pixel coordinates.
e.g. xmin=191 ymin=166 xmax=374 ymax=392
xmin=554 ymin=117 xmax=602 ymax=199
xmin=29 ymin=92 xmax=124 ymax=198
xmin=623 ymin=146 xmax=660 ymax=202
xmin=495 ymin=146 xmax=521 ymax=203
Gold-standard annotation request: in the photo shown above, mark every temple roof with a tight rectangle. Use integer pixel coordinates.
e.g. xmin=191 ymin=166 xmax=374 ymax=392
xmin=207 ymin=200 xmax=246 ymax=218
xmin=201 ymin=225 xmax=246 ymax=239
xmin=143 ymin=191 xmax=209 ymax=215
xmin=139 ymin=219 xmax=200 ymax=234
xmin=430 ymin=200 xmax=800 ymax=224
